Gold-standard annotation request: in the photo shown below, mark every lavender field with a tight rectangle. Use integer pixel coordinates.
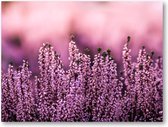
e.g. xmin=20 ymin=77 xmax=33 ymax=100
xmin=1 ymin=36 xmax=163 ymax=122
xmin=1 ymin=2 xmax=163 ymax=122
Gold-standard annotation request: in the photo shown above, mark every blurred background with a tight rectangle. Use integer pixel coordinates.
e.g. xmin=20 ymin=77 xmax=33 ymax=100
xmin=2 ymin=1 xmax=163 ymax=75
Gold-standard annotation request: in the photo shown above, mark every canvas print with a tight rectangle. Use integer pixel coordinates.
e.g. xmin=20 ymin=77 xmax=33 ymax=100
xmin=1 ymin=2 xmax=163 ymax=122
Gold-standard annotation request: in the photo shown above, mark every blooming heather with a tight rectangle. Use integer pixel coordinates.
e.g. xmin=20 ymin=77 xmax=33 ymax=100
xmin=1 ymin=37 xmax=163 ymax=122
xmin=2 ymin=61 xmax=35 ymax=121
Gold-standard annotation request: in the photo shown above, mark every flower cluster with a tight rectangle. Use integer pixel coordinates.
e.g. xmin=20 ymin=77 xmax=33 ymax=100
xmin=2 ymin=36 xmax=163 ymax=122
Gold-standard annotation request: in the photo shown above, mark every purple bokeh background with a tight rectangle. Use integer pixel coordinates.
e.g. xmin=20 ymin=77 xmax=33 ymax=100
xmin=2 ymin=2 xmax=163 ymax=75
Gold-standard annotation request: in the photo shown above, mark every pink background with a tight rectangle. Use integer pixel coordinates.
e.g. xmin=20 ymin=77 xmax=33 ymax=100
xmin=2 ymin=2 xmax=163 ymax=74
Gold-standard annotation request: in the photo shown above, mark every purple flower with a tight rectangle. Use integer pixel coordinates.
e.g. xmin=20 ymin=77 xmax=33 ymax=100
xmin=2 ymin=36 xmax=163 ymax=122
